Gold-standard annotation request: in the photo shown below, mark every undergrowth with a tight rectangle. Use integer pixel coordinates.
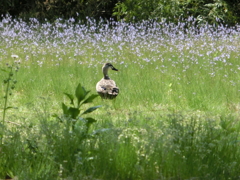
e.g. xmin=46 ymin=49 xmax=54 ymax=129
xmin=0 ymin=17 xmax=240 ymax=179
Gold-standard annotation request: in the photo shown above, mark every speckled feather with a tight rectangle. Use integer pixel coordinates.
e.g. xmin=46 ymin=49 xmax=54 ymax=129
xmin=96 ymin=63 xmax=119 ymax=99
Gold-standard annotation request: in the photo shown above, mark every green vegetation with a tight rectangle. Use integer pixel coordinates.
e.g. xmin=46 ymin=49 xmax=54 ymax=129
xmin=0 ymin=18 xmax=240 ymax=179
xmin=1 ymin=55 xmax=20 ymax=145
xmin=113 ymin=0 xmax=240 ymax=25
xmin=1 ymin=0 xmax=240 ymax=25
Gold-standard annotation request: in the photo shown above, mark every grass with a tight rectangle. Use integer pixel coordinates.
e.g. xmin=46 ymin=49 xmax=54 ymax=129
xmin=0 ymin=17 xmax=240 ymax=179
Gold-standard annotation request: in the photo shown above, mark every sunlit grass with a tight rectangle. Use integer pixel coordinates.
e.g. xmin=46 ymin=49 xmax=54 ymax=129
xmin=0 ymin=16 xmax=240 ymax=179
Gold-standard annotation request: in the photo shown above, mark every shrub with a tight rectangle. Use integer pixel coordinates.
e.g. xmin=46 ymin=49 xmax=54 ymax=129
xmin=112 ymin=0 xmax=240 ymax=25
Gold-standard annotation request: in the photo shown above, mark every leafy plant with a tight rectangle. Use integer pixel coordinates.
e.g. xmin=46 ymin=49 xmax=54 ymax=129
xmin=112 ymin=0 xmax=239 ymax=25
xmin=204 ymin=0 xmax=229 ymax=24
xmin=50 ymin=83 xmax=101 ymax=177
xmin=54 ymin=83 xmax=101 ymax=132
xmin=1 ymin=55 xmax=20 ymax=145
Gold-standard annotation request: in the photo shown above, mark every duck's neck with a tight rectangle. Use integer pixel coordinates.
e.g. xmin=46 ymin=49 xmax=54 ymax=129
xmin=103 ymin=67 xmax=110 ymax=79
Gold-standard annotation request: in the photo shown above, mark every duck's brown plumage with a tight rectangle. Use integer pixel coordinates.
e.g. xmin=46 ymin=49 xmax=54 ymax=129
xmin=96 ymin=63 xmax=119 ymax=99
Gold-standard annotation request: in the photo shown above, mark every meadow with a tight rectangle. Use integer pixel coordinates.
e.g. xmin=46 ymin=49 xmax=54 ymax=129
xmin=0 ymin=16 xmax=240 ymax=179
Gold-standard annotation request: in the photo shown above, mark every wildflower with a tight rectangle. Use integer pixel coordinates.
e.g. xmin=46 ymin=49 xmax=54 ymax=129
xmin=11 ymin=55 xmax=19 ymax=59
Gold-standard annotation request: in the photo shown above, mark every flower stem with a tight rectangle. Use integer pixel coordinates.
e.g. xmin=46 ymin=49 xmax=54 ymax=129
xmin=1 ymin=66 xmax=13 ymax=145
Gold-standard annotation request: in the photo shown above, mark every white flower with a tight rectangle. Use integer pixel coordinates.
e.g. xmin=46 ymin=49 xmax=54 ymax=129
xmin=11 ymin=55 xmax=19 ymax=59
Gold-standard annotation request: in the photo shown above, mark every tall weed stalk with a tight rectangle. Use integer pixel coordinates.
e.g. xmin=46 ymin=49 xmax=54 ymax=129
xmin=1 ymin=55 xmax=20 ymax=145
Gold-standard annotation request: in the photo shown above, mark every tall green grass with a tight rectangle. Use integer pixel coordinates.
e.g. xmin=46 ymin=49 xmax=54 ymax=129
xmin=0 ymin=18 xmax=240 ymax=179
xmin=7 ymin=42 xmax=240 ymax=114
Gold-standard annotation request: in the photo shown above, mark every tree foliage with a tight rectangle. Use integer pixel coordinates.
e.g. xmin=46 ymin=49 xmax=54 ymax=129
xmin=0 ymin=0 xmax=239 ymax=25
xmin=0 ymin=0 xmax=119 ymax=22
xmin=113 ymin=0 xmax=240 ymax=25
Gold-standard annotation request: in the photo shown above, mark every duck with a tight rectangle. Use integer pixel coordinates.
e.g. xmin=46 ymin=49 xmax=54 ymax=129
xmin=96 ymin=63 xmax=119 ymax=99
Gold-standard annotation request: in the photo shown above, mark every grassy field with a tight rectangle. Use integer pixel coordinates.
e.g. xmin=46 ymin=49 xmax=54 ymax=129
xmin=0 ymin=16 xmax=240 ymax=179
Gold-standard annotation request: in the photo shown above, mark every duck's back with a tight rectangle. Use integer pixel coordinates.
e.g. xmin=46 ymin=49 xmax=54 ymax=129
xmin=96 ymin=78 xmax=119 ymax=99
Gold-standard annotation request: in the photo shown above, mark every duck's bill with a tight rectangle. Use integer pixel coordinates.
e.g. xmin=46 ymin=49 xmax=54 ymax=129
xmin=112 ymin=67 xmax=118 ymax=71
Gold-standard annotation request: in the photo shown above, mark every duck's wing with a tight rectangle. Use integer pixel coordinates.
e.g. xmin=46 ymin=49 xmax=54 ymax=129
xmin=96 ymin=79 xmax=119 ymax=99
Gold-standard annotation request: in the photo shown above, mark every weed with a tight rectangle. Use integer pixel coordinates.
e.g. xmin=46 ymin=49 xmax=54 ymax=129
xmin=1 ymin=55 xmax=20 ymax=145
xmin=54 ymin=83 xmax=101 ymax=132
xmin=0 ymin=17 xmax=240 ymax=179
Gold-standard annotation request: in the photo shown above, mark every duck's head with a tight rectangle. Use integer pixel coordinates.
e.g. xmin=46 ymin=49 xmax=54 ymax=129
xmin=103 ymin=63 xmax=118 ymax=71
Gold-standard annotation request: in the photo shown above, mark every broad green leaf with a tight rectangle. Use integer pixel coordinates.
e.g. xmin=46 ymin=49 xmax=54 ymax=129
xmin=62 ymin=103 xmax=69 ymax=115
xmin=85 ymin=117 xmax=97 ymax=131
xmin=85 ymin=117 xmax=97 ymax=124
xmin=81 ymin=105 xmax=101 ymax=115
xmin=75 ymin=83 xmax=86 ymax=105
xmin=85 ymin=90 xmax=90 ymax=98
xmin=82 ymin=94 xmax=99 ymax=104
xmin=68 ymin=107 xmax=80 ymax=119
xmin=64 ymin=93 xmax=74 ymax=105
xmin=78 ymin=117 xmax=96 ymax=124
